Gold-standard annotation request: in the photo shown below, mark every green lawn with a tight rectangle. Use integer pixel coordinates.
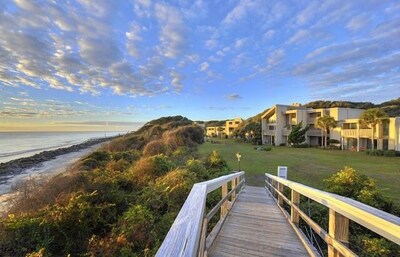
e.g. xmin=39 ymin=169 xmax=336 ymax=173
xmin=198 ymin=139 xmax=400 ymax=203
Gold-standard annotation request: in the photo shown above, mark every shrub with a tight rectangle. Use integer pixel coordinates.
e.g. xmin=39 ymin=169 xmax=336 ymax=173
xmin=186 ymin=159 xmax=208 ymax=180
xmin=327 ymin=139 xmax=340 ymax=144
xmin=279 ymin=143 xmax=286 ymax=146
xmin=206 ymin=150 xmax=227 ymax=169
xmin=115 ymin=205 xmax=155 ymax=251
xmin=384 ymin=150 xmax=396 ymax=157
xmin=112 ymin=150 xmax=141 ymax=163
xmin=143 ymin=140 xmax=168 ymax=156
xmin=375 ymin=149 xmax=384 ymax=156
xmin=291 ymin=143 xmax=309 ymax=148
xmin=129 ymin=155 xmax=174 ymax=186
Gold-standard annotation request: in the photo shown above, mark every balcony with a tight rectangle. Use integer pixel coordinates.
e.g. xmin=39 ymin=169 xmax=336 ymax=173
xmin=359 ymin=129 xmax=372 ymax=138
xmin=282 ymin=128 xmax=291 ymax=136
xmin=307 ymin=129 xmax=322 ymax=136
xmin=307 ymin=118 xmax=317 ymax=124
xmin=342 ymin=129 xmax=357 ymax=137
xmin=263 ymin=130 xmax=275 ymax=136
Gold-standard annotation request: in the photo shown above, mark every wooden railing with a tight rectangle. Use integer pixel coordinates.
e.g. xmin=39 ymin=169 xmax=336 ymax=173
xmin=342 ymin=129 xmax=357 ymax=137
xmin=265 ymin=173 xmax=400 ymax=257
xmin=156 ymin=171 xmax=245 ymax=257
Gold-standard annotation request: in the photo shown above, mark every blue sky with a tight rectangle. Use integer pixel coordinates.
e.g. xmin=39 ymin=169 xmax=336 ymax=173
xmin=0 ymin=0 xmax=399 ymax=131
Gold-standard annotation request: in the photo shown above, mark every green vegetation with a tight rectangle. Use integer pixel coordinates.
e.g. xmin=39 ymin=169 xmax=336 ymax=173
xmin=305 ymin=98 xmax=400 ymax=117
xmin=288 ymin=121 xmax=309 ymax=146
xmin=307 ymin=167 xmax=400 ymax=257
xmin=360 ymin=108 xmax=389 ymax=150
xmin=198 ymin=139 xmax=400 ymax=203
xmin=0 ymin=116 xmax=231 ymax=257
xmin=316 ymin=115 xmax=337 ymax=148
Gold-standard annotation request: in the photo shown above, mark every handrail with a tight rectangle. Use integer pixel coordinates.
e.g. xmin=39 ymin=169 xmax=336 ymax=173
xmin=265 ymin=173 xmax=400 ymax=257
xmin=156 ymin=171 xmax=245 ymax=257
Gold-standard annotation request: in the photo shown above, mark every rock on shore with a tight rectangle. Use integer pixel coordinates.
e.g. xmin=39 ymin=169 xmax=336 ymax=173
xmin=0 ymin=137 xmax=116 ymax=177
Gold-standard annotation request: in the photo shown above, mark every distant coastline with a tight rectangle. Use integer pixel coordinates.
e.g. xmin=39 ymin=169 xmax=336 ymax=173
xmin=0 ymin=136 xmax=117 ymax=177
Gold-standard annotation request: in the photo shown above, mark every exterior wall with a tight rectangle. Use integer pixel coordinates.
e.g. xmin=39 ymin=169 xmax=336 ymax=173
xmin=389 ymin=117 xmax=400 ymax=150
xmin=206 ymin=126 xmax=225 ymax=137
xmin=261 ymin=104 xmax=400 ymax=151
xmin=225 ymin=118 xmax=243 ymax=137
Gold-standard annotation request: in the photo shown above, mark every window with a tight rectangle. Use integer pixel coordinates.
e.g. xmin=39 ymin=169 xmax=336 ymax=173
xmin=268 ymin=125 xmax=275 ymax=130
xmin=383 ymin=123 xmax=389 ymax=136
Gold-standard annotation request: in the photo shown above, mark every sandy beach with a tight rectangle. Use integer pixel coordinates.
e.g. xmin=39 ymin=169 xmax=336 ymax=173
xmin=0 ymin=143 xmax=103 ymax=215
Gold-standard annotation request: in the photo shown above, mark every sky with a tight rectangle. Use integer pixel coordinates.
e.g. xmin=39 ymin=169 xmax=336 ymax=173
xmin=0 ymin=0 xmax=399 ymax=131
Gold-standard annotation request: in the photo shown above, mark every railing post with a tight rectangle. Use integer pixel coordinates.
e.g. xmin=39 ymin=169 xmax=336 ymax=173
xmin=221 ymin=182 xmax=228 ymax=218
xmin=198 ymin=218 xmax=208 ymax=257
xmin=231 ymin=178 xmax=237 ymax=201
xmin=277 ymin=182 xmax=284 ymax=207
xmin=291 ymin=190 xmax=300 ymax=226
xmin=328 ymin=209 xmax=349 ymax=257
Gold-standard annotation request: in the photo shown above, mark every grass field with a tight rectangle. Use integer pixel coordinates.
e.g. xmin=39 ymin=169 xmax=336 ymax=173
xmin=198 ymin=139 xmax=400 ymax=203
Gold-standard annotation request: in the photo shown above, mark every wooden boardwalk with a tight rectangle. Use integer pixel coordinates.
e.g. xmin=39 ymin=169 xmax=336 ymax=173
xmin=208 ymin=186 xmax=310 ymax=257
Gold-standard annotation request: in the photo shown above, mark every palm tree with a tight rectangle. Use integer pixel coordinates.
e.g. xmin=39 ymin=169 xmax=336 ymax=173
xmin=359 ymin=108 xmax=388 ymax=150
xmin=316 ymin=115 xmax=337 ymax=148
xmin=217 ymin=127 xmax=225 ymax=139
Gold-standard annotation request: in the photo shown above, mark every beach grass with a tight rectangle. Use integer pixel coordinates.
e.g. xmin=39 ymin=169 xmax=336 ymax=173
xmin=198 ymin=138 xmax=400 ymax=203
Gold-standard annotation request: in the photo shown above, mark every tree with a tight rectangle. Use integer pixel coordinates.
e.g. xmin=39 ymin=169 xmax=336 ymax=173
xmin=217 ymin=127 xmax=224 ymax=139
xmin=359 ymin=108 xmax=388 ymax=150
xmin=316 ymin=115 xmax=337 ymax=148
xmin=288 ymin=122 xmax=309 ymax=145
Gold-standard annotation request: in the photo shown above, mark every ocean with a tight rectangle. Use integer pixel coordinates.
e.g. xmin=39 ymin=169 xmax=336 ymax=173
xmin=0 ymin=131 xmax=123 ymax=164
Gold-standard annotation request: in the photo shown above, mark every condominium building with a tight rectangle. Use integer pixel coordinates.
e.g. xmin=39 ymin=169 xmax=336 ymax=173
xmin=261 ymin=104 xmax=400 ymax=151
xmin=225 ymin=118 xmax=243 ymax=137
xmin=206 ymin=126 xmax=225 ymax=137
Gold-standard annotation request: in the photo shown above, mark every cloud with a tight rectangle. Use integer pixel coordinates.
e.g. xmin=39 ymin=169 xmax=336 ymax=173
xmin=155 ymin=2 xmax=187 ymax=58
xmin=263 ymin=30 xmax=275 ymax=40
xmin=78 ymin=38 xmax=122 ymax=68
xmin=346 ymin=15 xmax=367 ymax=31
xmin=267 ymin=48 xmax=285 ymax=66
xmin=126 ymin=23 xmax=142 ymax=58
xmin=286 ymin=30 xmax=310 ymax=45
xmin=205 ymin=39 xmax=218 ymax=50
xmin=55 ymin=121 xmax=143 ymax=126
xmin=169 ymin=70 xmax=184 ymax=92
xmin=227 ymin=94 xmax=243 ymax=100
xmin=222 ymin=0 xmax=261 ymax=25
xmin=199 ymin=62 xmax=210 ymax=71
xmin=234 ymin=38 xmax=247 ymax=49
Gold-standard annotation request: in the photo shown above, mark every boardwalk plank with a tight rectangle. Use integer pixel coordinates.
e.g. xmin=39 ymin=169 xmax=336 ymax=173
xmin=208 ymin=186 xmax=310 ymax=257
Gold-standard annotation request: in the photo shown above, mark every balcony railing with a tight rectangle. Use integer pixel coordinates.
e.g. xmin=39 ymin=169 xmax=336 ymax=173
xmin=342 ymin=129 xmax=357 ymax=137
xmin=307 ymin=128 xmax=322 ymax=136
xmin=359 ymin=129 xmax=372 ymax=138
xmin=342 ymin=129 xmax=373 ymax=138
xmin=263 ymin=130 xmax=275 ymax=136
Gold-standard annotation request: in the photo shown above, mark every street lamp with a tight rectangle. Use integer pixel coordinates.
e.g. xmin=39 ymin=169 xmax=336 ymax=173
xmin=236 ymin=152 xmax=241 ymax=172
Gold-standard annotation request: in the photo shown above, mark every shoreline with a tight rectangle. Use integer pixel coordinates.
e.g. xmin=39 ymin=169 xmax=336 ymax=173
xmin=0 ymin=137 xmax=117 ymax=215
xmin=0 ymin=136 xmax=116 ymax=177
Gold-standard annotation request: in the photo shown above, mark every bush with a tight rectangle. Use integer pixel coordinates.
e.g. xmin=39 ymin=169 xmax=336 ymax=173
xmin=143 ymin=140 xmax=168 ymax=156
xmin=367 ymin=149 xmax=400 ymax=157
xmin=129 ymin=155 xmax=174 ymax=186
xmin=112 ymin=150 xmax=141 ymax=163
xmin=327 ymin=139 xmax=340 ymax=144
xmin=384 ymin=150 xmax=396 ymax=157
xmin=279 ymin=143 xmax=286 ymax=146
xmin=291 ymin=143 xmax=309 ymax=148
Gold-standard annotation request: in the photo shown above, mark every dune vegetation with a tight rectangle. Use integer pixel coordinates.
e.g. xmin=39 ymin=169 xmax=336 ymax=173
xmin=0 ymin=116 xmax=230 ymax=257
